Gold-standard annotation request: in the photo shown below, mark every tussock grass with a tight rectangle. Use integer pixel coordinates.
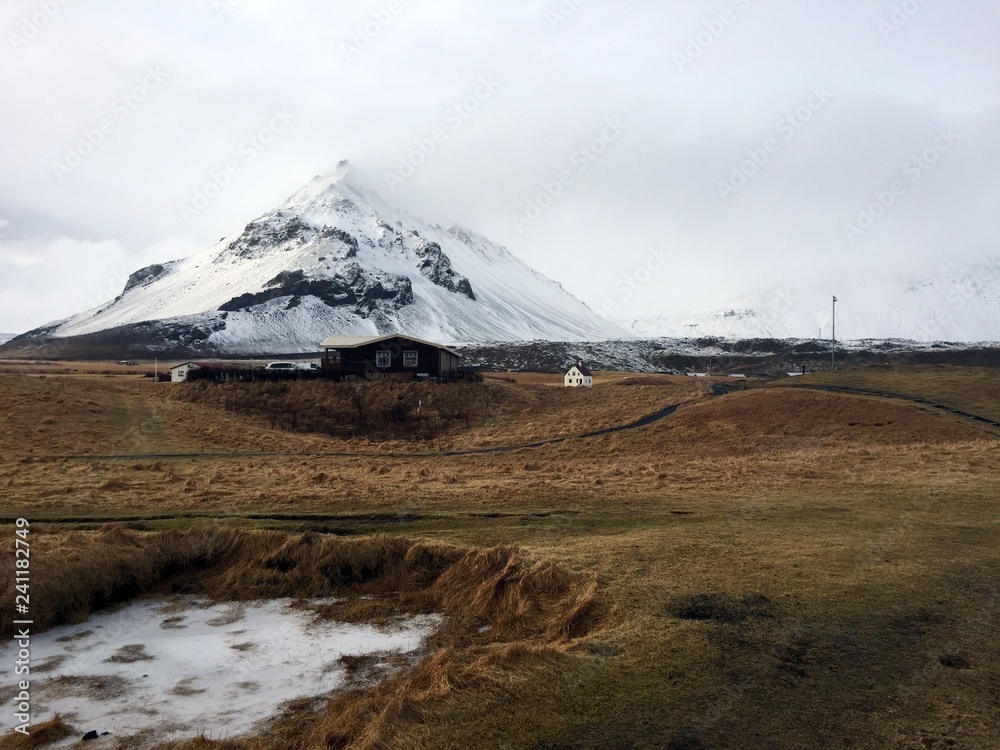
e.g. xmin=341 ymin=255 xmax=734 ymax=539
xmin=169 ymin=379 xmax=527 ymax=441
xmin=2 ymin=365 xmax=999 ymax=748
xmin=0 ymin=718 xmax=74 ymax=750
xmin=0 ymin=527 xmax=599 ymax=750
xmin=0 ymin=525 xmax=263 ymax=634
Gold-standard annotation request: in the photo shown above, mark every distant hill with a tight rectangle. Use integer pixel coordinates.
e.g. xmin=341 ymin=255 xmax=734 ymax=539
xmin=620 ymin=259 xmax=1000 ymax=342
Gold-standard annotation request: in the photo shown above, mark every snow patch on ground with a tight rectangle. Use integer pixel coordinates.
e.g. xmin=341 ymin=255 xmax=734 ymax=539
xmin=1 ymin=597 xmax=439 ymax=746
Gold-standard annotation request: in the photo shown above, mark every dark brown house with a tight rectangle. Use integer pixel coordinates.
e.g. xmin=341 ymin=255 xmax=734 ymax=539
xmin=320 ymin=335 xmax=461 ymax=380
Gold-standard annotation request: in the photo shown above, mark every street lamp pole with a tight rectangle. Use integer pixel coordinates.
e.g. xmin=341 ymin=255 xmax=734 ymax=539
xmin=831 ymin=295 xmax=837 ymax=369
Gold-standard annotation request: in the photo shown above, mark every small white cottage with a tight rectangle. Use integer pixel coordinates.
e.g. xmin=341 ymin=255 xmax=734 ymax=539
xmin=170 ymin=362 xmax=201 ymax=383
xmin=564 ymin=363 xmax=593 ymax=387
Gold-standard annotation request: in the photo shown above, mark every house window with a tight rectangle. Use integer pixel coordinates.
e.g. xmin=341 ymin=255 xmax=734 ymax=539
xmin=403 ymin=350 xmax=418 ymax=367
xmin=375 ymin=351 xmax=391 ymax=368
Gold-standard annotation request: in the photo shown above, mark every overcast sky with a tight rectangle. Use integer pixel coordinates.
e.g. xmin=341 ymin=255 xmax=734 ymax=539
xmin=1 ymin=0 xmax=998 ymax=334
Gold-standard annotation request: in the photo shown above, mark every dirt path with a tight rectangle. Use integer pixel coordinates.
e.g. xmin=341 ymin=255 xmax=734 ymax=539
xmin=781 ymin=383 xmax=1000 ymax=430
xmin=31 ymin=380 xmax=999 ymax=463
xmin=44 ymin=402 xmax=686 ymax=461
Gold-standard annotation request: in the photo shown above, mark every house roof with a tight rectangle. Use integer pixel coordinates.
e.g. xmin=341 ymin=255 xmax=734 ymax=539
xmin=169 ymin=360 xmax=254 ymax=371
xmin=568 ymin=362 xmax=593 ymax=376
xmin=320 ymin=334 xmax=461 ymax=357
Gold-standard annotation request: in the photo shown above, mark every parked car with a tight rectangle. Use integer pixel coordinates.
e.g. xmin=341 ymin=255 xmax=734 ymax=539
xmin=265 ymin=361 xmax=321 ymax=372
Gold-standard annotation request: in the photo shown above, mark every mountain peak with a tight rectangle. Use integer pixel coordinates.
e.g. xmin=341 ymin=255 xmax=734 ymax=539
xmin=274 ymin=161 xmax=375 ymax=224
xmin=315 ymin=159 xmax=352 ymax=186
xmin=19 ymin=168 xmax=625 ymax=352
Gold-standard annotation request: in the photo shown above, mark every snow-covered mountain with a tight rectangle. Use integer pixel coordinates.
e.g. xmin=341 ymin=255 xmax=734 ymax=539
xmin=0 ymin=333 xmax=16 ymax=345
xmin=621 ymin=259 xmax=1000 ymax=343
xmin=15 ymin=163 xmax=624 ymax=354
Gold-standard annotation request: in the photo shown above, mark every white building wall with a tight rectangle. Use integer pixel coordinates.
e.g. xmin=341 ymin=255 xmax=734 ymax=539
xmin=171 ymin=363 xmax=199 ymax=383
xmin=563 ymin=367 xmax=592 ymax=387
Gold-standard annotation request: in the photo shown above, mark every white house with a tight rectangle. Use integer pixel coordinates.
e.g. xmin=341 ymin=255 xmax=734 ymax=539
xmin=564 ymin=363 xmax=593 ymax=387
xmin=170 ymin=362 xmax=201 ymax=383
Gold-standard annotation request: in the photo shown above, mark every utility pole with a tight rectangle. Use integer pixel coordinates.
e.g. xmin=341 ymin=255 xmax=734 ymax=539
xmin=831 ymin=296 xmax=837 ymax=369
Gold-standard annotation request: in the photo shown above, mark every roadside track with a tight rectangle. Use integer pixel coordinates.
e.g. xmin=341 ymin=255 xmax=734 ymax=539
xmin=26 ymin=381 xmax=1000 ymax=463
xmin=777 ymin=383 xmax=1000 ymax=430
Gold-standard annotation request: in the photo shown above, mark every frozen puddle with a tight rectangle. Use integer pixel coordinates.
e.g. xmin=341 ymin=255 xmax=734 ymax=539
xmin=5 ymin=597 xmax=439 ymax=745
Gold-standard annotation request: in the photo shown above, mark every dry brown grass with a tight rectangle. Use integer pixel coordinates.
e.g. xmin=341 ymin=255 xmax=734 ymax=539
xmin=661 ymin=387 xmax=993 ymax=451
xmin=2 ymin=368 xmax=998 ymax=523
xmin=0 ymin=527 xmax=594 ymax=641
xmin=484 ymin=370 xmax=688 ymax=387
xmin=483 ymin=371 xmax=563 ymax=385
xmin=0 ymin=359 xmax=155 ymax=376
xmin=166 ymin=373 xmax=709 ymax=448
xmin=169 ymin=378 xmax=534 ymax=441
xmin=0 ymin=718 xmax=74 ymax=750
xmin=772 ymin=364 xmax=1000 ymax=422
xmin=1 ymin=364 xmax=999 ymax=748
xmin=0 ymin=527 xmax=598 ymax=750
xmin=0 ymin=370 xmax=708 ymax=460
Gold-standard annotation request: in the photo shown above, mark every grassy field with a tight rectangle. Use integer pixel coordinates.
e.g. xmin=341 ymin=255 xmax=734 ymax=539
xmin=1 ymin=364 xmax=999 ymax=749
xmin=770 ymin=364 xmax=1000 ymax=423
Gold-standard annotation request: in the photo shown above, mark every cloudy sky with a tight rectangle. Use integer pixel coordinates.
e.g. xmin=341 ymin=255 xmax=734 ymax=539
xmin=1 ymin=0 xmax=998 ymax=335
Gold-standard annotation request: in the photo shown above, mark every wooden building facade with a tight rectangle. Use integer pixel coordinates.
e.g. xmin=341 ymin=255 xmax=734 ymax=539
xmin=320 ymin=335 xmax=461 ymax=380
